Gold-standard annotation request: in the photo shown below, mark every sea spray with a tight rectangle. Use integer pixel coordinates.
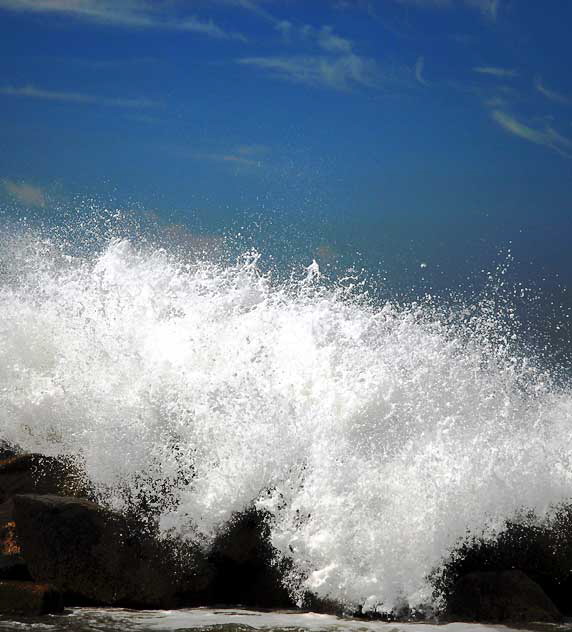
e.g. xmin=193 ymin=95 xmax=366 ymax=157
xmin=1 ymin=226 xmax=571 ymax=612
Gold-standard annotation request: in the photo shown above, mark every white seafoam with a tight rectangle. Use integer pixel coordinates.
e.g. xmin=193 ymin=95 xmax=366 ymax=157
xmin=72 ymin=608 xmax=527 ymax=631
xmin=0 ymin=607 xmax=523 ymax=631
xmin=0 ymin=231 xmax=571 ymax=612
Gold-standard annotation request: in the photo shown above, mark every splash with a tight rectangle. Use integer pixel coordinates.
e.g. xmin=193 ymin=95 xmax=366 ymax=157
xmin=0 ymin=226 xmax=571 ymax=612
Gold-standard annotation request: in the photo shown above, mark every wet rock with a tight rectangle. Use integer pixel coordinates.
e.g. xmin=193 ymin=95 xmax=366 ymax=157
xmin=0 ymin=454 xmax=90 ymax=593
xmin=0 ymin=453 xmax=90 ymax=503
xmin=0 ymin=443 xmax=18 ymax=462
xmin=0 ymin=553 xmax=32 ymax=581
xmin=448 ymin=569 xmax=561 ymax=622
xmin=300 ymin=591 xmax=346 ymax=616
xmin=205 ymin=509 xmax=294 ymax=608
xmin=0 ymin=580 xmax=63 ymax=615
xmin=0 ymin=452 xmax=294 ymax=610
xmin=434 ymin=507 xmax=572 ymax=616
xmin=10 ymin=494 xmax=211 ymax=608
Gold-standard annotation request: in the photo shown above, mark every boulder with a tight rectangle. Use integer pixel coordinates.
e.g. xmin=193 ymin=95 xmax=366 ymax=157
xmin=0 ymin=453 xmax=90 ymax=503
xmin=205 ymin=509 xmax=294 ymax=608
xmin=448 ymin=570 xmax=561 ymax=622
xmin=0 ymin=554 xmax=31 ymax=581
xmin=0 ymin=443 xmax=18 ymax=462
xmin=0 ymin=581 xmax=63 ymax=615
xmin=300 ymin=591 xmax=346 ymax=616
xmin=0 ymin=454 xmax=91 ymax=594
xmin=434 ymin=509 xmax=572 ymax=616
xmin=10 ymin=494 xmax=211 ymax=608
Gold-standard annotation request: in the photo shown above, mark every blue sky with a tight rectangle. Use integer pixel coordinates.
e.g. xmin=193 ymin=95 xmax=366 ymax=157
xmin=0 ymin=0 xmax=571 ymax=302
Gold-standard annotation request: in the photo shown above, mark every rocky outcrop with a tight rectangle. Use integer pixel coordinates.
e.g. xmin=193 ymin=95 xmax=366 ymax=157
xmin=6 ymin=448 xmax=570 ymax=622
xmin=205 ymin=509 xmax=293 ymax=608
xmin=4 ymin=494 xmax=294 ymax=610
xmin=0 ymin=581 xmax=63 ymax=615
xmin=0 ymin=453 xmax=85 ymax=579
xmin=0 ymin=453 xmax=90 ymax=502
xmin=434 ymin=508 xmax=572 ymax=616
xmin=0 ymin=450 xmax=296 ymax=612
xmin=9 ymin=494 xmax=212 ymax=608
xmin=447 ymin=570 xmax=561 ymax=622
xmin=0 ymin=444 xmax=18 ymax=462
xmin=0 ymin=553 xmax=31 ymax=581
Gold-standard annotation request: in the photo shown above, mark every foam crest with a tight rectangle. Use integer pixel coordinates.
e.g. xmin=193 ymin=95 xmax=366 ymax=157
xmin=0 ymin=230 xmax=571 ymax=611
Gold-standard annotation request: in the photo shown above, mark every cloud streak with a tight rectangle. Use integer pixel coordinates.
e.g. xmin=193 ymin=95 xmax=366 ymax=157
xmin=392 ymin=0 xmax=500 ymax=20
xmin=415 ymin=56 xmax=429 ymax=86
xmin=0 ymin=84 xmax=157 ymax=108
xmin=534 ymin=76 xmax=572 ymax=105
xmin=276 ymin=22 xmax=353 ymax=54
xmin=2 ymin=179 xmax=46 ymax=207
xmin=0 ymin=0 xmax=247 ymax=41
xmin=195 ymin=144 xmax=268 ymax=168
xmin=238 ymin=54 xmax=379 ymax=91
xmin=491 ymin=109 xmax=571 ymax=157
xmin=239 ymin=20 xmax=381 ymax=91
xmin=474 ymin=66 xmax=518 ymax=78
xmin=465 ymin=0 xmax=499 ymax=20
xmin=222 ymin=4 xmax=389 ymax=92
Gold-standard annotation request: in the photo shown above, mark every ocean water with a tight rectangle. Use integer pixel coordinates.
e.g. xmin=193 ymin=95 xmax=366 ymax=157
xmin=0 ymin=608 xmax=533 ymax=631
xmin=0 ymin=218 xmax=571 ymax=613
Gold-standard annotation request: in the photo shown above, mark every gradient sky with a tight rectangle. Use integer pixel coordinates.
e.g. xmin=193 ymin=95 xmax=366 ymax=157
xmin=0 ymin=0 xmax=571 ymax=303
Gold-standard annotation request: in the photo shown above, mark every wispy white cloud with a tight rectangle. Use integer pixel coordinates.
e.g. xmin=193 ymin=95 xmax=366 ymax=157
xmin=219 ymin=154 xmax=261 ymax=167
xmin=392 ymin=0 xmax=452 ymax=6
xmin=392 ymin=0 xmax=500 ymax=20
xmin=235 ymin=144 xmax=269 ymax=156
xmin=491 ymin=109 xmax=571 ymax=157
xmin=0 ymin=0 xmax=247 ymax=41
xmin=238 ymin=54 xmax=379 ymax=91
xmin=63 ymin=56 xmax=159 ymax=70
xmin=274 ymin=21 xmax=354 ymax=55
xmin=224 ymin=2 xmax=390 ymax=92
xmin=415 ymin=56 xmax=429 ymax=86
xmin=2 ymin=179 xmax=47 ymax=207
xmin=534 ymin=76 xmax=572 ymax=105
xmin=483 ymin=95 xmax=509 ymax=109
xmin=179 ymin=16 xmax=246 ymax=41
xmin=240 ymin=19 xmax=381 ymax=91
xmin=311 ymin=25 xmax=353 ymax=54
xmin=474 ymin=66 xmax=518 ymax=78
xmin=0 ymin=84 xmax=157 ymax=108
xmin=218 ymin=0 xmax=295 ymax=28
xmin=465 ymin=0 xmax=499 ymax=20
xmin=195 ymin=144 xmax=268 ymax=168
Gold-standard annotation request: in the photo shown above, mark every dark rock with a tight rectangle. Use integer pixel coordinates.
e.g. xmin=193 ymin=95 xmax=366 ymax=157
xmin=0 ymin=443 xmax=18 ymax=462
xmin=433 ymin=506 xmax=572 ymax=616
xmin=0 ymin=554 xmax=32 ymax=581
xmin=11 ymin=494 xmax=211 ymax=608
xmin=448 ymin=570 xmax=561 ymax=622
xmin=300 ymin=591 xmax=346 ymax=616
xmin=0 ymin=581 xmax=63 ymax=615
xmin=0 ymin=453 xmax=90 ymax=503
xmin=0 ymin=453 xmax=91 ymax=593
xmin=205 ymin=509 xmax=294 ymax=608
xmin=0 ymin=449 xmax=296 ymax=610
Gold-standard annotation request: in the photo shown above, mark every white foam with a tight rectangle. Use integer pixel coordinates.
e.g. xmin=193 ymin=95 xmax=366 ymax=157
xmin=66 ymin=608 xmax=516 ymax=632
xmin=1 ymin=231 xmax=571 ymax=611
